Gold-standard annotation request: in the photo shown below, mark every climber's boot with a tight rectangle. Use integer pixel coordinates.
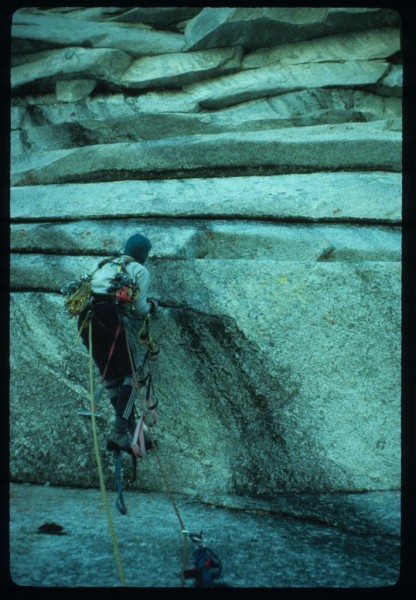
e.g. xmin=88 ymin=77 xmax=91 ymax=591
xmin=107 ymin=428 xmax=133 ymax=455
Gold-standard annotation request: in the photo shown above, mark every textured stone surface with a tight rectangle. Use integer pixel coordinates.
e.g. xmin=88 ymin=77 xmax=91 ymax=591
xmin=375 ymin=64 xmax=403 ymax=97
xmin=105 ymin=7 xmax=202 ymax=28
xmin=15 ymin=89 xmax=200 ymax=117
xmin=12 ymin=90 xmax=401 ymax=154
xmin=214 ymin=90 xmax=401 ymax=129
xmin=183 ymin=60 xmax=391 ymax=109
xmin=9 ymin=483 xmax=401 ymax=588
xmin=10 ymin=222 xmax=401 ymax=263
xmin=120 ymin=47 xmax=242 ymax=89
xmin=9 ymin=7 xmax=402 ymax=501
xmin=12 ymin=86 xmax=402 ymax=127
xmin=11 ymin=47 xmax=132 ymax=91
xmin=10 ymin=172 xmax=402 ymax=223
xmin=10 ymin=256 xmax=401 ymax=495
xmin=184 ymin=7 xmax=401 ymax=50
xmin=11 ymin=123 xmax=402 ymax=187
xmin=55 ymin=79 xmax=97 ymax=103
xmin=12 ymin=7 xmax=186 ymax=56
xmin=36 ymin=7 xmax=203 ymax=29
xmin=242 ymin=27 xmax=400 ymax=68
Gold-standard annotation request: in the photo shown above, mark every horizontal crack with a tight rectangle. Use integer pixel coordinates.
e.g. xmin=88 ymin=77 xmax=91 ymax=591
xmin=10 ymin=215 xmax=402 ymax=226
xmin=12 ymin=163 xmax=401 ymax=187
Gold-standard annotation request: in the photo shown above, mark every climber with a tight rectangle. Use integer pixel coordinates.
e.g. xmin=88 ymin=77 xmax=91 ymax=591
xmin=77 ymin=232 xmax=158 ymax=455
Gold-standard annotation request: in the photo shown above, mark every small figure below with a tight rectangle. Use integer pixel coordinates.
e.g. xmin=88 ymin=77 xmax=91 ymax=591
xmin=184 ymin=531 xmax=228 ymax=587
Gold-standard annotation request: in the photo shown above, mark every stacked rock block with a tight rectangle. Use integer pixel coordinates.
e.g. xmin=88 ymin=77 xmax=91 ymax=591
xmin=10 ymin=7 xmax=402 ymax=500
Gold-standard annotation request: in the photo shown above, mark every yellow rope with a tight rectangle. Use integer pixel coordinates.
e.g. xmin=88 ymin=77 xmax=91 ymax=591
xmin=76 ymin=313 xmax=89 ymax=342
xmin=88 ymin=319 xmax=128 ymax=587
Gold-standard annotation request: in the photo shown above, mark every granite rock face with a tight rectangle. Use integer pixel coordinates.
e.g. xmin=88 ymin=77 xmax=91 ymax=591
xmin=11 ymin=8 xmax=186 ymax=57
xmin=10 ymin=7 xmax=402 ymax=503
xmin=183 ymin=7 xmax=401 ymax=51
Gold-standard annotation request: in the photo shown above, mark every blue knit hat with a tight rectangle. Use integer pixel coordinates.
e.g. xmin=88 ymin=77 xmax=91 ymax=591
xmin=124 ymin=233 xmax=152 ymax=264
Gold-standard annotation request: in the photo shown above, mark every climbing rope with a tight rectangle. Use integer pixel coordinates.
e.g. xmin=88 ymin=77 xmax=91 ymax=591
xmin=87 ymin=317 xmax=127 ymax=587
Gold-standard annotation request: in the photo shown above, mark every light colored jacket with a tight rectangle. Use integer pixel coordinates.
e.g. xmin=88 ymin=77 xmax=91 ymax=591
xmin=90 ymin=255 xmax=151 ymax=316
